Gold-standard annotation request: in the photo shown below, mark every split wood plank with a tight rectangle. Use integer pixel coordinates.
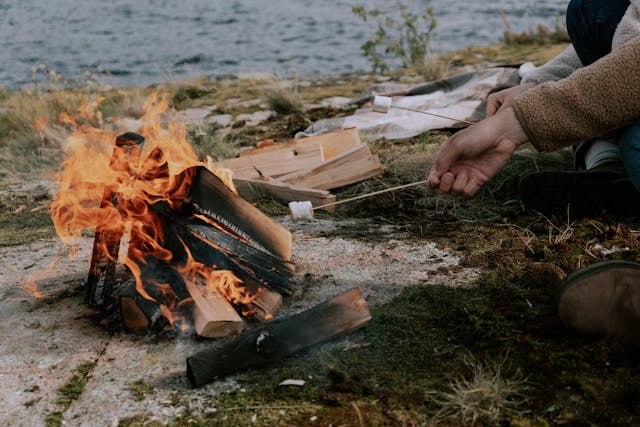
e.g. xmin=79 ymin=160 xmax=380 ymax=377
xmin=186 ymin=288 xmax=371 ymax=386
xmin=233 ymin=177 xmax=336 ymax=211
xmin=279 ymin=144 xmax=384 ymax=191
xmin=185 ymin=281 xmax=243 ymax=338
xmin=188 ymin=166 xmax=293 ymax=261
xmin=239 ymin=127 xmax=362 ymax=161
xmin=215 ymin=143 xmax=324 ymax=180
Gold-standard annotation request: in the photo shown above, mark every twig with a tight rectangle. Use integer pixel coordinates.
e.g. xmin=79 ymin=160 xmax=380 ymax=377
xmin=218 ymin=404 xmax=322 ymax=412
xmin=351 ymin=402 xmax=365 ymax=427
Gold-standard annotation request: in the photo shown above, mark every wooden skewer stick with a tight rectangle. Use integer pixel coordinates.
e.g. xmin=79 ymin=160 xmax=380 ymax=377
xmin=390 ymin=105 xmax=476 ymax=126
xmin=288 ymin=179 xmax=431 ymax=220
xmin=372 ymin=95 xmax=476 ymax=126
xmin=314 ymin=179 xmax=429 ymax=210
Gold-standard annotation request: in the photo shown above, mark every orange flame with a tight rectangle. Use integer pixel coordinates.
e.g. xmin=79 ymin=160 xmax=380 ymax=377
xmin=24 ymin=277 xmax=45 ymax=299
xmin=50 ymin=92 xmax=246 ymax=331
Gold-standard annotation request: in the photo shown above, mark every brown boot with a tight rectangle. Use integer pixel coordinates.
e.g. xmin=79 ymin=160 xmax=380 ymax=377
xmin=555 ymin=260 xmax=640 ymax=341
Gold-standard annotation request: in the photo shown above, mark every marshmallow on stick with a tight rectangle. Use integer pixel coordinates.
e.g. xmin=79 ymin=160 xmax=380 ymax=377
xmin=371 ymin=95 xmax=475 ymax=125
xmin=288 ymin=201 xmax=314 ymax=220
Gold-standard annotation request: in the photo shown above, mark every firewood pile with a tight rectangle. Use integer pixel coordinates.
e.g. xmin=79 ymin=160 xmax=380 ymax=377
xmin=214 ymin=127 xmax=384 ymax=211
xmin=75 ymin=132 xmax=295 ymax=338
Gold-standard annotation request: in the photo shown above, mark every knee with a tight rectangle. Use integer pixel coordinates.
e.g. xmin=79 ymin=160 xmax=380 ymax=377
xmin=566 ymin=0 xmax=585 ymax=42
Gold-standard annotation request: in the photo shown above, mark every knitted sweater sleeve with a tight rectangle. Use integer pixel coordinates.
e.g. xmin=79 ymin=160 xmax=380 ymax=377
xmin=520 ymin=45 xmax=582 ymax=84
xmin=512 ymin=36 xmax=640 ymax=152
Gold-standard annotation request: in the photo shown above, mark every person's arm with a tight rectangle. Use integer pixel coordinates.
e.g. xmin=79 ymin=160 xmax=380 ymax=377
xmin=512 ymin=36 xmax=640 ymax=152
xmin=520 ymin=45 xmax=583 ymax=84
xmin=486 ymin=46 xmax=582 ymax=116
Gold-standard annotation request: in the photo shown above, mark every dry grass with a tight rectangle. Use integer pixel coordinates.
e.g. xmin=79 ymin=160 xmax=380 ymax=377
xmin=501 ymin=11 xmax=570 ymax=45
xmin=415 ymin=49 xmax=452 ymax=82
xmin=427 ymin=355 xmax=529 ymax=426
xmin=261 ymin=79 xmax=304 ymax=115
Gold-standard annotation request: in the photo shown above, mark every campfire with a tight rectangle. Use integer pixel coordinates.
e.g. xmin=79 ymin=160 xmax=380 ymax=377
xmin=50 ymin=94 xmax=294 ymax=337
xmin=48 ymin=94 xmax=372 ymax=386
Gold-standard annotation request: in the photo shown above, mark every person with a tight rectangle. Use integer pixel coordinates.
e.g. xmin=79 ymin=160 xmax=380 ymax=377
xmin=427 ymin=0 xmax=640 ymax=341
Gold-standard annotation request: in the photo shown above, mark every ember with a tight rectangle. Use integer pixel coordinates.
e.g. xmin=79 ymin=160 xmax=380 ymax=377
xmin=50 ymin=94 xmax=294 ymax=336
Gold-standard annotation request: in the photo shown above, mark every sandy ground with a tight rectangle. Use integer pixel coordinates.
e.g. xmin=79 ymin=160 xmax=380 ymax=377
xmin=0 ymin=216 xmax=479 ymax=426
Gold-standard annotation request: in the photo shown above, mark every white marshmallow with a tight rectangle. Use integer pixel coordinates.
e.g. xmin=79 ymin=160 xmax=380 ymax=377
xmin=288 ymin=201 xmax=314 ymax=220
xmin=372 ymin=95 xmax=392 ymax=113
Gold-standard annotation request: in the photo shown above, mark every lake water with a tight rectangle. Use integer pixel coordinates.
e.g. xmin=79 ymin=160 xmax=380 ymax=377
xmin=0 ymin=0 xmax=568 ymax=88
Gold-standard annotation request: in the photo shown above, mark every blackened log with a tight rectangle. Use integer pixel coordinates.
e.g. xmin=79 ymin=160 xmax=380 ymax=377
xmin=186 ymin=288 xmax=371 ymax=387
xmin=152 ymin=201 xmax=294 ymax=280
xmin=161 ymin=212 xmax=295 ymax=296
xmin=117 ymin=257 xmax=193 ymax=334
xmin=186 ymin=166 xmax=292 ymax=260
xmin=86 ymin=132 xmax=145 ymax=308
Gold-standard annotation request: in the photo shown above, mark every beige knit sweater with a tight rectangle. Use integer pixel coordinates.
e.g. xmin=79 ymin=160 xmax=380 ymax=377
xmin=512 ymin=1 xmax=640 ymax=151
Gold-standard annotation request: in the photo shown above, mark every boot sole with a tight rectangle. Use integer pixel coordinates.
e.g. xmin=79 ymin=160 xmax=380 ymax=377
xmin=554 ymin=260 xmax=640 ymax=340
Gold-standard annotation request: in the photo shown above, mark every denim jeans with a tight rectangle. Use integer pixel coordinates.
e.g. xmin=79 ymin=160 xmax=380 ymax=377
xmin=565 ymin=0 xmax=640 ymax=190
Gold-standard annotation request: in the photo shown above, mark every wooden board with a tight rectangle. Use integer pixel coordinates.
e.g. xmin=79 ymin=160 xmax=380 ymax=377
xmin=186 ymin=288 xmax=371 ymax=387
xmin=215 ymin=143 xmax=323 ymax=180
xmin=239 ymin=127 xmax=362 ymax=161
xmin=233 ymin=177 xmax=336 ymax=211
xmin=188 ymin=166 xmax=293 ymax=261
xmin=279 ymin=144 xmax=384 ymax=191
xmin=185 ymin=281 xmax=243 ymax=338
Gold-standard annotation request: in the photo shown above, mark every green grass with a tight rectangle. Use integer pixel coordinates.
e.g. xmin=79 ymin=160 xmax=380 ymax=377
xmin=45 ymin=362 xmax=97 ymax=427
xmin=129 ymin=379 xmax=156 ymax=402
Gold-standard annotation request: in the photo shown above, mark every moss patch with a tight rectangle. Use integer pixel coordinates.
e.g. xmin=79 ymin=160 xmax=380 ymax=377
xmin=129 ymin=379 xmax=156 ymax=402
xmin=0 ymin=188 xmax=54 ymax=246
xmin=134 ymin=265 xmax=638 ymax=426
xmin=45 ymin=361 xmax=97 ymax=427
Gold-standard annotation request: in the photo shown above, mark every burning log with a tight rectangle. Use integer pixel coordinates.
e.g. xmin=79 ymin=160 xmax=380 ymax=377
xmin=86 ymin=132 xmax=145 ymax=308
xmin=118 ymin=256 xmax=193 ymax=333
xmin=186 ymin=288 xmax=371 ymax=387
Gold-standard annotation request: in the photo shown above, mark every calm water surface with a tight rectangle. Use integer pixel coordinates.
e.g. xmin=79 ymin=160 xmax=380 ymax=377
xmin=0 ymin=0 xmax=568 ymax=87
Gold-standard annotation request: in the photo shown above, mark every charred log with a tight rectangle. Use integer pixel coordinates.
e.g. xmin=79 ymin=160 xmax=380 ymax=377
xmin=186 ymin=288 xmax=371 ymax=387
xmin=186 ymin=166 xmax=292 ymax=261
xmin=152 ymin=202 xmax=294 ymax=295
xmin=86 ymin=132 xmax=145 ymax=308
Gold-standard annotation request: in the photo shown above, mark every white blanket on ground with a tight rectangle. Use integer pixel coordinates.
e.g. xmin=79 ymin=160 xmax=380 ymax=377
xmin=306 ymin=67 xmax=522 ymax=141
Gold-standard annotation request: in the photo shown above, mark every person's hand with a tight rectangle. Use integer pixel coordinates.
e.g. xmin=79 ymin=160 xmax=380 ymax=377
xmin=427 ymin=107 xmax=529 ymax=196
xmin=486 ymin=83 xmax=534 ymax=117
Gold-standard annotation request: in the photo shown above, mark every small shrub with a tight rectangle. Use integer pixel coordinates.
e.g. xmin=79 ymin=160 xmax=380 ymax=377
xmin=352 ymin=2 xmax=437 ymax=73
